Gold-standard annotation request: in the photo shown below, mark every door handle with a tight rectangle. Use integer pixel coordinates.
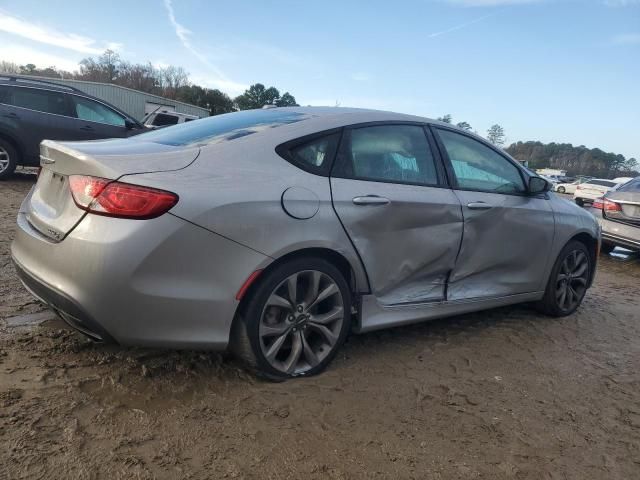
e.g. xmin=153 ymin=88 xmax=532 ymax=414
xmin=352 ymin=195 xmax=390 ymax=206
xmin=2 ymin=112 xmax=19 ymax=119
xmin=467 ymin=202 xmax=493 ymax=210
xmin=80 ymin=125 xmax=94 ymax=131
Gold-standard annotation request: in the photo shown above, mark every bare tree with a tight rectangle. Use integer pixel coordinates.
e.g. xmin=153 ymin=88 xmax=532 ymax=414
xmin=0 ymin=61 xmax=21 ymax=74
xmin=486 ymin=124 xmax=506 ymax=146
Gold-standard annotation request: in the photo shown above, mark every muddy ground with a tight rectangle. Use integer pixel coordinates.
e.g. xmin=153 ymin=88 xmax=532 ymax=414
xmin=1 ymin=172 xmax=639 ymax=479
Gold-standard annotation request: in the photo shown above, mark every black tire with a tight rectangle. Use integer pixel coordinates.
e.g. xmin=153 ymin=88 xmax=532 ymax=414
xmin=557 ymin=186 xmax=566 ymax=194
xmin=575 ymin=198 xmax=584 ymax=207
xmin=0 ymin=138 xmax=18 ymax=180
xmin=230 ymin=257 xmax=352 ymax=380
xmin=537 ymin=240 xmax=591 ymax=317
xmin=600 ymin=242 xmax=615 ymax=255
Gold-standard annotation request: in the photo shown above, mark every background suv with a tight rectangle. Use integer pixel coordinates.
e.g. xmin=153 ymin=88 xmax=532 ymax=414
xmin=0 ymin=75 xmax=143 ymax=179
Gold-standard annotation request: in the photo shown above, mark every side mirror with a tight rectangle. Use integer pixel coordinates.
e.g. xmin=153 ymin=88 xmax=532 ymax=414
xmin=124 ymin=119 xmax=139 ymax=130
xmin=529 ymin=176 xmax=550 ymax=194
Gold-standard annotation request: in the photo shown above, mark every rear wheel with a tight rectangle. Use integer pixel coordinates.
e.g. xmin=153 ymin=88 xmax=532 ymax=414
xmin=537 ymin=241 xmax=591 ymax=317
xmin=557 ymin=186 xmax=566 ymax=194
xmin=0 ymin=139 xmax=18 ymax=180
xmin=231 ymin=257 xmax=351 ymax=380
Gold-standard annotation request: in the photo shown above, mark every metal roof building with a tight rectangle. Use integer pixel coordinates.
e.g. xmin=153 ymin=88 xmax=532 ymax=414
xmin=28 ymin=76 xmax=209 ymax=121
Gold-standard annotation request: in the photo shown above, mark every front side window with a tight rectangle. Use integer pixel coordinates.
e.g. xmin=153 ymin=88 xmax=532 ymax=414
xmin=152 ymin=113 xmax=179 ymax=127
xmin=11 ymin=87 xmax=70 ymax=116
xmin=437 ymin=129 xmax=525 ymax=193
xmin=73 ymin=96 xmax=125 ymax=127
xmin=336 ymin=125 xmax=439 ymax=186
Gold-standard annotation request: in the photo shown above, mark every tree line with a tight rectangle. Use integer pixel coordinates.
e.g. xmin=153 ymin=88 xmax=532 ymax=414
xmin=505 ymin=141 xmax=638 ymax=178
xmin=436 ymin=113 xmax=637 ymax=177
xmin=0 ymin=50 xmax=298 ymax=116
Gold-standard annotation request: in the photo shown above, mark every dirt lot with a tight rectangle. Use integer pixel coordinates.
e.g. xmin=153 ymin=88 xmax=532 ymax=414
xmin=1 ymin=173 xmax=639 ymax=480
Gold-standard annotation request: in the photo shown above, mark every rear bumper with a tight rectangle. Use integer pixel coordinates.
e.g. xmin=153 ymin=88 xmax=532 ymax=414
xmin=13 ymin=258 xmax=116 ymax=342
xmin=11 ymin=209 xmax=270 ymax=349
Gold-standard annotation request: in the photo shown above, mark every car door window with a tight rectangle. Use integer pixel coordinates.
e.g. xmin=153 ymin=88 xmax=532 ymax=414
xmin=336 ymin=125 xmax=439 ymax=186
xmin=11 ymin=87 xmax=71 ymax=116
xmin=151 ymin=113 xmax=179 ymax=127
xmin=72 ymin=96 xmax=125 ymax=127
xmin=436 ymin=129 xmax=525 ymax=194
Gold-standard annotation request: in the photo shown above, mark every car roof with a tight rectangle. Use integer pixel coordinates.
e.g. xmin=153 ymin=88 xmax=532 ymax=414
xmin=0 ymin=75 xmax=83 ymax=94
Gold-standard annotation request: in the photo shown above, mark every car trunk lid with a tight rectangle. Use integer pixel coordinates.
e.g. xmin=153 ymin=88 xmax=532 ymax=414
xmin=27 ymin=139 xmax=198 ymax=242
xmin=605 ymin=191 xmax=640 ymax=225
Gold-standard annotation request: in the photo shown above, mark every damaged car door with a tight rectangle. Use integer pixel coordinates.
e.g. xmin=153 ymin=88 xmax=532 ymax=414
xmin=330 ymin=123 xmax=463 ymax=305
xmin=433 ymin=127 xmax=554 ymax=300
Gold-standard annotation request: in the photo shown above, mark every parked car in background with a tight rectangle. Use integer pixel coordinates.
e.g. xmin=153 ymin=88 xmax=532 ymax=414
xmin=143 ymin=110 xmax=199 ymax=129
xmin=541 ymin=175 xmax=560 ymax=186
xmin=11 ymin=107 xmax=600 ymax=379
xmin=0 ymin=75 xmax=144 ymax=179
xmin=555 ymin=177 xmax=591 ymax=194
xmin=573 ymin=178 xmax=618 ymax=206
xmin=591 ymin=177 xmax=640 ymax=253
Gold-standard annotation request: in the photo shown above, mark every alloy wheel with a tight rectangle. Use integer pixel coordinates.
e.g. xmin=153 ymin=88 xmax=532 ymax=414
xmin=555 ymin=249 xmax=589 ymax=311
xmin=0 ymin=146 xmax=10 ymax=174
xmin=259 ymin=270 xmax=344 ymax=375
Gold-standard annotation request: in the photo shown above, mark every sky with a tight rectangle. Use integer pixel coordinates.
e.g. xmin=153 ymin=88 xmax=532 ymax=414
xmin=0 ymin=0 xmax=638 ymax=159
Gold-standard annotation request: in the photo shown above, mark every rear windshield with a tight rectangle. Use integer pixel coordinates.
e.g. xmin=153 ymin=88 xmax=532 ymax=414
xmin=134 ymin=109 xmax=311 ymax=147
xmin=588 ymin=180 xmax=616 ymax=187
xmin=619 ymin=179 xmax=640 ymax=192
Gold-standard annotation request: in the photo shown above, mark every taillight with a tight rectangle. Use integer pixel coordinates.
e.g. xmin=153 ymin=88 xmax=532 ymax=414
xmin=603 ymin=198 xmax=621 ymax=212
xmin=69 ymin=175 xmax=178 ymax=219
xmin=592 ymin=197 xmax=604 ymax=209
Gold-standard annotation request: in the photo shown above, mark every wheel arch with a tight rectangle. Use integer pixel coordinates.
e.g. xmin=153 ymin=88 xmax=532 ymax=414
xmin=566 ymin=231 xmax=599 ymax=287
xmin=231 ymin=246 xmax=363 ymax=336
xmin=0 ymin=130 xmax=25 ymax=164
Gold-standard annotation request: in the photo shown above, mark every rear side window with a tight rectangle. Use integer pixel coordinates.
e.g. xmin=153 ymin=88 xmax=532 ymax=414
xmin=72 ymin=96 xmax=125 ymax=127
xmin=135 ymin=109 xmax=311 ymax=147
xmin=279 ymin=132 xmax=341 ymax=175
xmin=335 ymin=125 xmax=439 ymax=186
xmin=11 ymin=87 xmax=71 ymax=116
xmin=152 ymin=113 xmax=180 ymax=126
xmin=436 ymin=129 xmax=525 ymax=194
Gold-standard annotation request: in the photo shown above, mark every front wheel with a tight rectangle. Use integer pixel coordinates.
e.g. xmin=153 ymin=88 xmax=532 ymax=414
xmin=231 ymin=257 xmax=351 ymax=380
xmin=557 ymin=186 xmax=566 ymax=194
xmin=575 ymin=198 xmax=584 ymax=207
xmin=537 ymin=241 xmax=591 ymax=317
xmin=0 ymin=139 xmax=18 ymax=180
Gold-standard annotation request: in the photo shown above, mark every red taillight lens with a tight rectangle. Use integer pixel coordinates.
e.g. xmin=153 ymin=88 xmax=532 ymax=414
xmin=69 ymin=175 xmax=178 ymax=219
xmin=592 ymin=197 xmax=604 ymax=209
xmin=603 ymin=198 xmax=621 ymax=212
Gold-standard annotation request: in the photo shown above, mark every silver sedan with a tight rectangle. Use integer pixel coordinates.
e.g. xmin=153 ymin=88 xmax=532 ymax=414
xmin=12 ymin=107 xmax=601 ymax=379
